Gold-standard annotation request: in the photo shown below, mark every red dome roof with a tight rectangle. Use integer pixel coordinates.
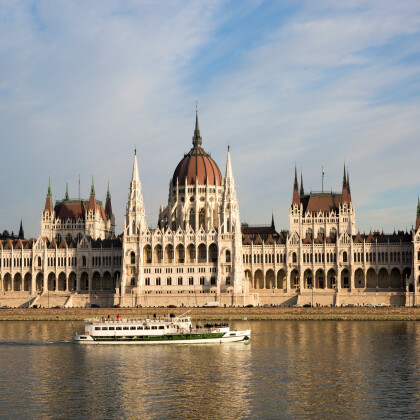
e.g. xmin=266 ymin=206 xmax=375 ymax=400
xmin=172 ymin=114 xmax=223 ymax=187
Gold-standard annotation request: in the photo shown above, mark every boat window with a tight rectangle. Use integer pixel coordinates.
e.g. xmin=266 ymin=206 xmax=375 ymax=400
xmin=116 ymin=327 xmax=122 ymax=330
xmin=159 ymin=326 xmax=164 ymax=329
xmin=144 ymin=326 xmax=150 ymax=330
xmin=130 ymin=326 xmax=136 ymax=330
xmin=79 ymin=337 xmax=87 ymax=340
xmin=137 ymin=326 xmax=143 ymax=330
xmin=101 ymin=327 xmax=108 ymax=330
xmin=123 ymin=327 xmax=129 ymax=330
xmin=109 ymin=327 xmax=115 ymax=330
xmin=166 ymin=325 xmax=170 ymax=329
xmin=152 ymin=326 xmax=157 ymax=330
xmin=95 ymin=327 xmax=101 ymax=330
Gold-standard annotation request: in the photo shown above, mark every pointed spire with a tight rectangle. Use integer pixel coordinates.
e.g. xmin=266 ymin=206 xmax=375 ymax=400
xmin=342 ymin=163 xmax=351 ymax=204
xmin=271 ymin=212 xmax=275 ymax=230
xmin=105 ymin=181 xmax=112 ymax=218
xmin=18 ymin=219 xmax=24 ymax=239
xmin=416 ymin=195 xmax=420 ymax=230
xmin=347 ymin=169 xmax=351 ymax=193
xmin=300 ymin=171 xmax=304 ymax=196
xmin=192 ymin=110 xmax=202 ymax=149
xmin=90 ymin=175 xmax=95 ymax=197
xmin=293 ymin=165 xmax=300 ymax=205
xmin=225 ymin=145 xmax=233 ymax=181
xmin=132 ymin=149 xmax=139 ymax=183
xmin=342 ymin=163 xmax=347 ymax=188
xmin=65 ymin=181 xmax=69 ymax=200
xmin=106 ymin=180 xmax=111 ymax=200
xmin=47 ymin=176 xmax=52 ymax=197
xmin=44 ymin=177 xmax=53 ymax=213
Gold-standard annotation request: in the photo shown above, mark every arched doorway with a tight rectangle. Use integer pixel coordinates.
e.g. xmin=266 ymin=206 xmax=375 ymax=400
xmin=355 ymin=268 xmax=365 ymax=288
xmin=390 ymin=268 xmax=401 ymax=288
xmin=277 ymin=269 xmax=286 ymax=289
xmin=265 ymin=269 xmax=275 ymax=289
xmin=378 ymin=268 xmax=389 ymax=288
xmin=315 ymin=269 xmax=325 ymax=288
xmin=254 ymin=269 xmax=264 ymax=289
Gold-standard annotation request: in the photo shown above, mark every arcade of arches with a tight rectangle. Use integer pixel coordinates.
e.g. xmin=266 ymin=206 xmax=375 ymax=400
xmin=247 ymin=267 xmax=410 ymax=291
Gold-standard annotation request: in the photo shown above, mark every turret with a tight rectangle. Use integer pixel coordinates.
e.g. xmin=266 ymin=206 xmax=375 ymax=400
xmin=416 ymin=197 xmax=420 ymax=231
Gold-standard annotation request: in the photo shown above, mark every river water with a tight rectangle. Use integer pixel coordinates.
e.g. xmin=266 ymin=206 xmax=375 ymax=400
xmin=0 ymin=320 xmax=419 ymax=419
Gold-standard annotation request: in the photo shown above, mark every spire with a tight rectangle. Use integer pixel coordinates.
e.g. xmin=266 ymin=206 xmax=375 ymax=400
xmin=342 ymin=164 xmax=351 ymax=204
xmin=90 ymin=175 xmax=95 ymax=197
xmin=300 ymin=171 xmax=304 ymax=196
xmin=342 ymin=163 xmax=347 ymax=188
xmin=126 ymin=150 xmax=147 ymax=234
xmin=271 ymin=212 xmax=275 ymax=231
xmin=192 ymin=110 xmax=202 ymax=149
xmin=47 ymin=176 xmax=52 ymax=197
xmin=105 ymin=181 xmax=112 ymax=218
xmin=44 ymin=177 xmax=53 ymax=213
xmin=18 ymin=219 xmax=24 ymax=239
xmin=88 ymin=175 xmax=96 ymax=211
xmin=106 ymin=180 xmax=111 ymax=200
xmin=221 ymin=146 xmax=241 ymax=234
xmin=225 ymin=145 xmax=233 ymax=181
xmin=416 ymin=195 xmax=420 ymax=231
xmin=292 ymin=165 xmax=300 ymax=205
xmin=132 ymin=149 xmax=139 ymax=183
xmin=65 ymin=181 xmax=69 ymax=200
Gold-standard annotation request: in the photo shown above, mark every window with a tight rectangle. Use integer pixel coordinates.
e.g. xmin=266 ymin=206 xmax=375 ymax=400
xmin=167 ymin=277 xmax=172 ymax=286
xmin=189 ymin=277 xmax=194 ymax=285
xmin=156 ymin=277 xmax=161 ymax=286
xmin=211 ymin=277 xmax=216 ymax=285
xmin=145 ymin=278 xmax=150 ymax=286
xmin=178 ymin=277 xmax=182 ymax=285
xmin=226 ymin=250 xmax=231 ymax=263
xmin=130 ymin=252 xmax=135 ymax=264
xmin=342 ymin=252 xmax=347 ymax=263
xmin=200 ymin=277 xmax=205 ymax=285
xmin=131 ymin=277 xmax=136 ymax=286
xmin=292 ymin=252 xmax=297 ymax=263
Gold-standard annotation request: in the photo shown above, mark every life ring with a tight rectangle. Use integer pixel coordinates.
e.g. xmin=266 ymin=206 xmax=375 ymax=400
xmin=216 ymin=328 xmax=220 ymax=332
xmin=86 ymin=331 xmax=90 ymax=335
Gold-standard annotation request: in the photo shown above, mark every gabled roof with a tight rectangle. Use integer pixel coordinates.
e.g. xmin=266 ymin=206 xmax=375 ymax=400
xmin=353 ymin=233 xmax=363 ymax=243
xmin=253 ymin=235 xmax=263 ymax=245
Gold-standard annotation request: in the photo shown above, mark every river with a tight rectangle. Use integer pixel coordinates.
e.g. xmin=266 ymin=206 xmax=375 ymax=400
xmin=0 ymin=320 xmax=419 ymax=419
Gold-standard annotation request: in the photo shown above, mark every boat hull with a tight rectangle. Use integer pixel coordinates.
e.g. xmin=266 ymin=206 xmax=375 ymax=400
xmin=74 ymin=330 xmax=251 ymax=345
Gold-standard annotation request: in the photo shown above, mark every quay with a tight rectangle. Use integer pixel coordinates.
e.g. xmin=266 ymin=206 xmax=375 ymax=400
xmin=1 ymin=307 xmax=420 ymax=321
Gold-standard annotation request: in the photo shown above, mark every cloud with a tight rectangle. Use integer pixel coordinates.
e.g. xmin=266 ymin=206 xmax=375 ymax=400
xmin=0 ymin=0 xmax=419 ymax=237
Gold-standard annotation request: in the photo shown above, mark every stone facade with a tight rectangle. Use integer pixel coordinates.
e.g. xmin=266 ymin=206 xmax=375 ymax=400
xmin=0 ymin=115 xmax=419 ymax=308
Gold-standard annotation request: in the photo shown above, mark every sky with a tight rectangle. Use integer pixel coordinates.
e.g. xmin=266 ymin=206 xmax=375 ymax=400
xmin=0 ymin=0 xmax=419 ymax=238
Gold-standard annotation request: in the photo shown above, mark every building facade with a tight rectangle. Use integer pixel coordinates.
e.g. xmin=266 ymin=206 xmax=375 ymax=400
xmin=0 ymin=114 xmax=419 ymax=308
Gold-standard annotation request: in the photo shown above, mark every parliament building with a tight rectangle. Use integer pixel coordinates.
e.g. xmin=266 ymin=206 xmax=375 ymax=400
xmin=1 ymin=114 xmax=420 ymax=308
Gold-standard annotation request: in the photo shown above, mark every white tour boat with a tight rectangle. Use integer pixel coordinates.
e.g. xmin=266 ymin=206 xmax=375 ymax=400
xmin=74 ymin=312 xmax=251 ymax=345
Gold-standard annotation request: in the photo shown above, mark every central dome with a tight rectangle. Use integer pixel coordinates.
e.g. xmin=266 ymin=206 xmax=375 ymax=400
xmin=172 ymin=114 xmax=223 ymax=187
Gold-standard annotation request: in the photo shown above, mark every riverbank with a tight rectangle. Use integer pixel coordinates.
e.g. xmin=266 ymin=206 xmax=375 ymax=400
xmin=1 ymin=307 xmax=420 ymax=321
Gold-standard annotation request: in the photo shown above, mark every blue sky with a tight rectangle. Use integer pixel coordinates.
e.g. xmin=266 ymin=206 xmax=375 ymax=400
xmin=0 ymin=0 xmax=419 ymax=237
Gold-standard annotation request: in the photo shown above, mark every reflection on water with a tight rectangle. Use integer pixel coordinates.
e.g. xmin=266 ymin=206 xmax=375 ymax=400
xmin=0 ymin=321 xmax=419 ymax=419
